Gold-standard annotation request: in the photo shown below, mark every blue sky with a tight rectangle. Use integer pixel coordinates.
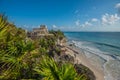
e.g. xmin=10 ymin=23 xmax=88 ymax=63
xmin=0 ymin=0 xmax=120 ymax=31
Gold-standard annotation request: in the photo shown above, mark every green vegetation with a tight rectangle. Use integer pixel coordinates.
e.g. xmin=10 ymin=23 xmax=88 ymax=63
xmin=0 ymin=14 xmax=87 ymax=80
xmin=49 ymin=29 xmax=65 ymax=40
xmin=34 ymin=56 xmax=86 ymax=80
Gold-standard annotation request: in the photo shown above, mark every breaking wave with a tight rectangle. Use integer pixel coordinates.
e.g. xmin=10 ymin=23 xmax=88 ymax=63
xmin=71 ymin=40 xmax=120 ymax=80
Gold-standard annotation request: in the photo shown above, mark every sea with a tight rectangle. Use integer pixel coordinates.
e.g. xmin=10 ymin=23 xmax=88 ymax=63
xmin=64 ymin=32 xmax=120 ymax=80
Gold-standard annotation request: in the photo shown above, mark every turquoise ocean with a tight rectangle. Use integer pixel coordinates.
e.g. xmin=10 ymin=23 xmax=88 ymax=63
xmin=64 ymin=32 xmax=120 ymax=80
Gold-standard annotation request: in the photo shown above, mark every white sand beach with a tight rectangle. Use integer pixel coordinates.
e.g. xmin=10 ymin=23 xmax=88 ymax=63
xmin=64 ymin=45 xmax=105 ymax=80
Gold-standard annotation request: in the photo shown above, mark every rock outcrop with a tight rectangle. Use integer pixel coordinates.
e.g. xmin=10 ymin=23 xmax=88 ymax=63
xmin=53 ymin=49 xmax=96 ymax=80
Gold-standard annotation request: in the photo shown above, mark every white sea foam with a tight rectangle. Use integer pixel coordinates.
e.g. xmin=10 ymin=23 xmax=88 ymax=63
xmin=72 ymin=40 xmax=115 ymax=61
xmin=71 ymin=40 xmax=120 ymax=80
xmin=103 ymin=60 xmax=120 ymax=80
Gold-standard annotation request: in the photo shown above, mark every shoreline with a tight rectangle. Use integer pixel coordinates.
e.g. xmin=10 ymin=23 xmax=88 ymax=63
xmin=64 ymin=44 xmax=105 ymax=80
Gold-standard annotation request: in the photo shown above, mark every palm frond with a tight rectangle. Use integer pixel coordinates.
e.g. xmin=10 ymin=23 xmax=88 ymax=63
xmin=34 ymin=55 xmax=86 ymax=80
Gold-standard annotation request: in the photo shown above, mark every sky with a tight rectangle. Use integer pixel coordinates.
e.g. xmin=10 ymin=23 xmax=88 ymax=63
xmin=0 ymin=0 xmax=120 ymax=31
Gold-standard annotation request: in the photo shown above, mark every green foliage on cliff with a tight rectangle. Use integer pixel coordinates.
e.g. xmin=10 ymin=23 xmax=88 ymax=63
xmin=0 ymin=14 xmax=87 ymax=80
xmin=49 ymin=29 xmax=65 ymax=40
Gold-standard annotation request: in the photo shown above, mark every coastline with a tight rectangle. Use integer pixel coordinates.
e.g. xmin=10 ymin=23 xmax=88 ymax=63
xmin=63 ymin=43 xmax=105 ymax=80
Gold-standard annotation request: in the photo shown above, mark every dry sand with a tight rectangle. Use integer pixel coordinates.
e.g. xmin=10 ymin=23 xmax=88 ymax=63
xmin=64 ymin=45 xmax=105 ymax=80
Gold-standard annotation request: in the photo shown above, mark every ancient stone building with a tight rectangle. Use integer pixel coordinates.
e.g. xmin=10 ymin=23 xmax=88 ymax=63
xmin=27 ymin=25 xmax=53 ymax=39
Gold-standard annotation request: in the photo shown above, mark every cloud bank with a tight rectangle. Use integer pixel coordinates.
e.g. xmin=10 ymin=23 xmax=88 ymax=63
xmin=55 ymin=3 xmax=120 ymax=31
xmin=73 ymin=3 xmax=120 ymax=31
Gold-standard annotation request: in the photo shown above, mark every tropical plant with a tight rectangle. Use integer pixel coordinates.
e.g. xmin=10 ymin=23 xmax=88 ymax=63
xmin=49 ymin=29 xmax=65 ymax=45
xmin=0 ymin=14 xmax=87 ymax=80
xmin=49 ymin=30 xmax=65 ymax=39
xmin=34 ymin=55 xmax=87 ymax=80
xmin=0 ymin=14 xmax=35 ymax=79
xmin=0 ymin=14 xmax=9 ymax=50
xmin=0 ymin=40 xmax=36 ymax=79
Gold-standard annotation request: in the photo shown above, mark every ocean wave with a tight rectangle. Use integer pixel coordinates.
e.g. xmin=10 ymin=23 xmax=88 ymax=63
xmin=93 ymin=42 xmax=120 ymax=50
xmin=70 ymin=40 xmax=120 ymax=80
xmin=103 ymin=60 xmax=120 ymax=80
xmin=71 ymin=40 xmax=120 ymax=60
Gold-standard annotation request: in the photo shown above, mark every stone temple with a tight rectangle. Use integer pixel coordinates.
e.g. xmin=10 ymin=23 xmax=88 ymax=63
xmin=27 ymin=25 xmax=53 ymax=39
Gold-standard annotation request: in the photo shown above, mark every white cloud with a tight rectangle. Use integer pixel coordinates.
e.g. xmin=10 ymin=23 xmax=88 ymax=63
xmin=71 ymin=3 xmax=120 ymax=31
xmin=75 ymin=13 xmax=120 ymax=29
xmin=81 ymin=24 xmax=85 ymax=27
xmin=102 ymin=14 xmax=108 ymax=24
xmin=75 ymin=20 xmax=80 ymax=26
xmin=102 ymin=13 xmax=120 ymax=25
xmin=75 ymin=19 xmax=93 ymax=27
xmin=52 ymin=25 xmax=57 ymax=28
xmin=23 ymin=25 xmax=29 ymax=28
xmin=52 ymin=25 xmax=67 ymax=31
xmin=115 ymin=3 xmax=120 ymax=8
xmin=115 ymin=3 xmax=120 ymax=14
xmin=91 ymin=18 xmax=98 ymax=22
xmin=84 ymin=21 xmax=92 ymax=26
